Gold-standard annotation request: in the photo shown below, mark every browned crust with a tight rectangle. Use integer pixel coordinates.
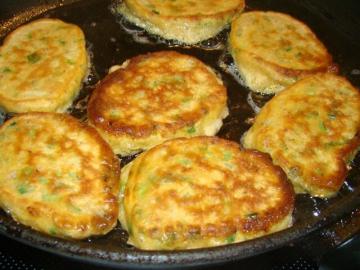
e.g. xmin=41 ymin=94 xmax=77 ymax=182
xmin=0 ymin=18 xmax=87 ymax=113
xmin=237 ymin=148 xmax=295 ymax=234
xmin=244 ymin=74 xmax=360 ymax=196
xmin=124 ymin=0 xmax=245 ymax=21
xmin=88 ymin=51 xmax=226 ymax=138
xmin=0 ymin=18 xmax=79 ymax=46
xmin=0 ymin=113 xmax=120 ymax=238
xmin=252 ymin=53 xmax=337 ymax=80
xmin=126 ymin=136 xmax=295 ymax=241
xmin=280 ymin=75 xmax=360 ymax=194
xmin=307 ymin=132 xmax=360 ymax=193
xmin=250 ymin=52 xmax=337 ymax=79
xmin=231 ymin=11 xmax=336 ymax=74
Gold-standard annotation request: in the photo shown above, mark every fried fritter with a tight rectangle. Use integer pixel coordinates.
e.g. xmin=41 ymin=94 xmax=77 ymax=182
xmin=116 ymin=0 xmax=245 ymax=44
xmin=119 ymin=136 xmax=294 ymax=250
xmin=0 ymin=18 xmax=88 ymax=112
xmin=243 ymin=74 xmax=360 ymax=197
xmin=229 ymin=11 xmax=337 ymax=94
xmin=0 ymin=113 xmax=120 ymax=239
xmin=88 ymin=51 xmax=228 ymax=156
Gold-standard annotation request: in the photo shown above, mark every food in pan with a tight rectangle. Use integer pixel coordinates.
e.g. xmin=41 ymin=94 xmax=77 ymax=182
xmin=115 ymin=0 xmax=245 ymax=44
xmin=242 ymin=73 xmax=360 ymax=198
xmin=119 ymin=136 xmax=295 ymax=250
xmin=88 ymin=51 xmax=229 ymax=156
xmin=0 ymin=18 xmax=88 ymax=113
xmin=0 ymin=113 xmax=120 ymax=239
xmin=229 ymin=11 xmax=337 ymax=94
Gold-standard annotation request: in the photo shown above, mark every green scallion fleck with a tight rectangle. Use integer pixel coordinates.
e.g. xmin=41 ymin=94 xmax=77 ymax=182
xmin=179 ymin=158 xmax=191 ymax=166
xmin=315 ymin=168 xmax=323 ymax=176
xmin=17 ymin=185 xmax=28 ymax=194
xmin=27 ymin=52 xmax=41 ymax=64
xmin=223 ymin=151 xmax=232 ymax=161
xmin=49 ymin=227 xmax=57 ymax=235
xmin=39 ymin=177 xmax=49 ymax=184
xmin=69 ymin=204 xmax=82 ymax=213
xmin=28 ymin=129 xmax=37 ymax=138
xmin=181 ymin=97 xmax=192 ymax=103
xmin=2 ymin=67 xmax=11 ymax=73
xmin=319 ymin=121 xmax=328 ymax=132
xmin=187 ymin=126 xmax=196 ymax=134
xmin=67 ymin=59 xmax=75 ymax=65
xmin=152 ymin=9 xmax=160 ymax=14
xmin=42 ymin=193 xmax=58 ymax=202
xmin=226 ymin=234 xmax=236 ymax=243
xmin=324 ymin=141 xmax=345 ymax=148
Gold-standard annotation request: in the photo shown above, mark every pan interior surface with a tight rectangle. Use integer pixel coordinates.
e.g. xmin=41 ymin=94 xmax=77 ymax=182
xmin=0 ymin=0 xmax=360 ymax=268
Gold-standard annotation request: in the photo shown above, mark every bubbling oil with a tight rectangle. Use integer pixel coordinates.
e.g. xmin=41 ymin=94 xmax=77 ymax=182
xmin=218 ymin=51 xmax=273 ymax=113
xmin=66 ymin=42 xmax=100 ymax=122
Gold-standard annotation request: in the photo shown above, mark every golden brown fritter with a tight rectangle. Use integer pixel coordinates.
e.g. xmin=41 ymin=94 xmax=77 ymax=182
xmin=0 ymin=18 xmax=88 ymax=112
xmin=119 ymin=136 xmax=295 ymax=250
xmin=0 ymin=113 xmax=120 ymax=239
xmin=243 ymin=74 xmax=360 ymax=197
xmin=229 ymin=11 xmax=337 ymax=94
xmin=88 ymin=51 xmax=228 ymax=156
xmin=116 ymin=0 xmax=245 ymax=44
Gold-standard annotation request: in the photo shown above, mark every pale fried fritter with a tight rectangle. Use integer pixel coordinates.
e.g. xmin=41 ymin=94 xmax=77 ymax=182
xmin=88 ymin=51 xmax=228 ymax=156
xmin=229 ymin=11 xmax=337 ymax=94
xmin=0 ymin=113 xmax=120 ymax=239
xmin=0 ymin=18 xmax=88 ymax=112
xmin=243 ymin=74 xmax=360 ymax=198
xmin=119 ymin=136 xmax=295 ymax=250
xmin=116 ymin=0 xmax=245 ymax=44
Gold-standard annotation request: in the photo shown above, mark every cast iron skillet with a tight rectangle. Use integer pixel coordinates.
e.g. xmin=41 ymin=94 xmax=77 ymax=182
xmin=0 ymin=0 xmax=360 ymax=268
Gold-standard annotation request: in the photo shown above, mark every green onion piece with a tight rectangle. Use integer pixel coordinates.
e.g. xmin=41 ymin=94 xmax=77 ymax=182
xmin=187 ymin=126 xmax=196 ymax=134
xmin=226 ymin=234 xmax=236 ymax=243
xmin=27 ymin=52 xmax=41 ymax=64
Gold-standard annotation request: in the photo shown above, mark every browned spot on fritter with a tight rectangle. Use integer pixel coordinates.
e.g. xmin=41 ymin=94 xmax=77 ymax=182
xmin=243 ymin=74 xmax=360 ymax=197
xmin=88 ymin=51 xmax=225 ymax=138
xmin=0 ymin=113 xmax=120 ymax=239
xmin=120 ymin=136 xmax=294 ymax=249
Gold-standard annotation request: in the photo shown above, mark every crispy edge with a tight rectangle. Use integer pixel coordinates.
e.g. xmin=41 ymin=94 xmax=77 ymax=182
xmin=119 ymin=0 xmax=245 ymax=44
xmin=229 ymin=11 xmax=338 ymax=93
xmin=0 ymin=112 xmax=121 ymax=239
xmin=242 ymin=74 xmax=360 ymax=197
xmin=88 ymin=51 xmax=227 ymax=139
xmin=0 ymin=18 xmax=88 ymax=113
xmin=121 ymin=136 xmax=295 ymax=249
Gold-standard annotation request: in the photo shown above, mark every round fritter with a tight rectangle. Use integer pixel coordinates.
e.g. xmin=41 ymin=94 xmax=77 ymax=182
xmin=229 ymin=11 xmax=337 ymax=94
xmin=119 ymin=136 xmax=295 ymax=250
xmin=116 ymin=0 xmax=245 ymax=44
xmin=0 ymin=18 xmax=88 ymax=113
xmin=0 ymin=113 xmax=120 ymax=239
xmin=243 ymin=74 xmax=360 ymax=198
xmin=88 ymin=51 xmax=229 ymax=156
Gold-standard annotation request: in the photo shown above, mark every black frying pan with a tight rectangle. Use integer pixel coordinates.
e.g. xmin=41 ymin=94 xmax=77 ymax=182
xmin=0 ymin=0 xmax=360 ymax=268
